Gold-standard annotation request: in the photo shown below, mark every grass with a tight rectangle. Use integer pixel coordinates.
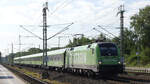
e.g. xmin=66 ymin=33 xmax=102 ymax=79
xmin=9 ymin=65 xmax=69 ymax=84
xmin=126 ymin=64 xmax=150 ymax=68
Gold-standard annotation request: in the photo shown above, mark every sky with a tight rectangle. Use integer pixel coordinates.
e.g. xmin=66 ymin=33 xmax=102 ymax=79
xmin=0 ymin=0 xmax=150 ymax=56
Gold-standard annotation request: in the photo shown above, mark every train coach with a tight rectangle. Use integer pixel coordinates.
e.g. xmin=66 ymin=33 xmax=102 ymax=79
xmin=14 ymin=42 xmax=124 ymax=75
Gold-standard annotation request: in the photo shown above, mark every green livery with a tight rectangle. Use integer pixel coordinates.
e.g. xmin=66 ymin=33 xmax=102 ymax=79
xmin=14 ymin=42 xmax=124 ymax=73
xmin=47 ymin=49 xmax=66 ymax=67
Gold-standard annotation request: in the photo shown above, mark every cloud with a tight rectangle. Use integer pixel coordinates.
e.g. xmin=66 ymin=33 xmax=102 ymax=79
xmin=124 ymin=0 xmax=150 ymax=26
xmin=0 ymin=0 xmax=150 ymax=56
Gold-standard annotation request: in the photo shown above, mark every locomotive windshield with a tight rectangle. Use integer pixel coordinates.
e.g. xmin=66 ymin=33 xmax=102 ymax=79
xmin=99 ymin=43 xmax=118 ymax=56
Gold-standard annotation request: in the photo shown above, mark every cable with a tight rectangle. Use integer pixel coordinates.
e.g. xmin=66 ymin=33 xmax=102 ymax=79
xmin=46 ymin=22 xmax=73 ymax=28
xmin=49 ymin=0 xmax=73 ymax=17
xmin=51 ymin=0 xmax=68 ymax=15
xmin=93 ymin=27 xmax=113 ymax=39
xmin=98 ymin=25 xmax=118 ymax=38
xmin=20 ymin=25 xmax=43 ymax=40
xmin=47 ymin=22 xmax=74 ymax=40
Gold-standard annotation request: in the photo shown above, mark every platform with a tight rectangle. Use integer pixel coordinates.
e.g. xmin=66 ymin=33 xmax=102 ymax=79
xmin=0 ymin=64 xmax=26 ymax=84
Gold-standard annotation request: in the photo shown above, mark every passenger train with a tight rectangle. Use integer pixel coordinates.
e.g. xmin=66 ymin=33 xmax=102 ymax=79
xmin=14 ymin=42 xmax=124 ymax=75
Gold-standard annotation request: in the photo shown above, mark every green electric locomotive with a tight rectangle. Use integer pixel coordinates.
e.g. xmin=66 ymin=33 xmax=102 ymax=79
xmin=14 ymin=42 xmax=124 ymax=75
xmin=65 ymin=42 xmax=123 ymax=74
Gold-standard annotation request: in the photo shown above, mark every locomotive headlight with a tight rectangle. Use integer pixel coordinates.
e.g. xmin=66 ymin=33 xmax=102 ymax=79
xmin=118 ymin=61 xmax=121 ymax=64
xmin=99 ymin=61 xmax=102 ymax=64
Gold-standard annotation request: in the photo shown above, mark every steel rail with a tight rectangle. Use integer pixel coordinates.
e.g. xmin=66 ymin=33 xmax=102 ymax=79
xmin=3 ymin=64 xmax=48 ymax=84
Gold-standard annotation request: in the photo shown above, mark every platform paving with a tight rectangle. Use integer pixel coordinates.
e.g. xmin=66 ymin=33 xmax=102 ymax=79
xmin=0 ymin=64 xmax=26 ymax=84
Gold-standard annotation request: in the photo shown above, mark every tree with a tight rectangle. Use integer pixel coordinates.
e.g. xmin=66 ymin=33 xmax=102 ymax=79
xmin=98 ymin=33 xmax=111 ymax=42
xmin=66 ymin=33 xmax=112 ymax=47
xmin=13 ymin=48 xmax=42 ymax=57
xmin=130 ymin=6 xmax=150 ymax=48
xmin=124 ymin=28 xmax=136 ymax=55
xmin=128 ymin=6 xmax=150 ymax=66
xmin=28 ymin=48 xmax=42 ymax=54
xmin=66 ymin=36 xmax=92 ymax=47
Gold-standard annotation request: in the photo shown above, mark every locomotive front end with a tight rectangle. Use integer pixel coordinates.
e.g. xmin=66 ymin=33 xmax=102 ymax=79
xmin=97 ymin=42 xmax=124 ymax=74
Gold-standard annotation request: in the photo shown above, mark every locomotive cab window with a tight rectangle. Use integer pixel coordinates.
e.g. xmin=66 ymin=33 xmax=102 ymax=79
xmin=99 ymin=43 xmax=118 ymax=56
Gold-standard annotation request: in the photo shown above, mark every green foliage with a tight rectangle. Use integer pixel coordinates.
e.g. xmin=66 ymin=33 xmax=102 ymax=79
xmin=28 ymin=48 xmax=42 ymax=54
xmin=49 ymin=47 xmax=62 ymax=51
xmin=14 ymin=48 xmax=42 ymax=57
xmin=130 ymin=6 xmax=150 ymax=48
xmin=124 ymin=28 xmax=137 ymax=55
xmin=112 ymin=37 xmax=120 ymax=45
xmin=126 ymin=47 xmax=150 ymax=67
xmin=125 ymin=50 xmax=138 ymax=66
xmin=66 ymin=36 xmax=92 ymax=47
xmin=66 ymin=34 xmax=111 ymax=47
xmin=124 ymin=6 xmax=150 ymax=67
xmin=140 ymin=47 xmax=150 ymax=65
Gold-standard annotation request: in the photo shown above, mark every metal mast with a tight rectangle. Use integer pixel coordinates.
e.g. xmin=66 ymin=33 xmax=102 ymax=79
xmin=43 ymin=2 xmax=48 ymax=67
xmin=118 ymin=5 xmax=125 ymax=60
xmin=11 ymin=43 xmax=14 ymax=65
xmin=19 ymin=35 xmax=21 ymax=63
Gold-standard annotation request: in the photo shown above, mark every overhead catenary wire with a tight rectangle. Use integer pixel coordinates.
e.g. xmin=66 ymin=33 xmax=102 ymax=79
xmin=21 ymin=23 xmax=73 ymax=29
xmin=24 ymin=0 xmax=73 ymax=31
xmin=46 ymin=22 xmax=73 ymax=28
xmin=50 ymin=0 xmax=68 ymax=15
xmin=49 ymin=0 xmax=74 ymax=16
xmin=20 ymin=25 xmax=43 ymax=40
xmin=47 ymin=22 xmax=74 ymax=40
xmin=93 ymin=27 xmax=113 ymax=39
xmin=97 ymin=25 xmax=119 ymax=38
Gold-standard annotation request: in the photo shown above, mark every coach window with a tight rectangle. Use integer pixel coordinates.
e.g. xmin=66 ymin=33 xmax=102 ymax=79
xmin=92 ymin=48 xmax=94 ymax=54
xmin=88 ymin=45 xmax=91 ymax=48
xmin=70 ymin=48 xmax=74 ymax=50
xmin=51 ymin=56 xmax=53 ymax=60
xmin=58 ymin=55 xmax=60 ymax=61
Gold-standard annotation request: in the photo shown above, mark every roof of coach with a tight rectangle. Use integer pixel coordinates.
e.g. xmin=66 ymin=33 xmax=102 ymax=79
xmin=47 ymin=48 xmax=66 ymax=56
xmin=14 ymin=42 xmax=115 ymax=59
xmin=14 ymin=48 xmax=67 ymax=59
xmin=14 ymin=53 xmax=43 ymax=59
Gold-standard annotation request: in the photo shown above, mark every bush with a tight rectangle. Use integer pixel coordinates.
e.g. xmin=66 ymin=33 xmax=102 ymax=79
xmin=126 ymin=47 xmax=150 ymax=67
xmin=126 ymin=50 xmax=138 ymax=66
xmin=140 ymin=47 xmax=150 ymax=65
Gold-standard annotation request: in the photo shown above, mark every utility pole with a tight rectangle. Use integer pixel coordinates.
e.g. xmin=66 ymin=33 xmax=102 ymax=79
xmin=118 ymin=5 xmax=125 ymax=63
xmin=0 ymin=52 xmax=1 ymax=64
xmin=42 ymin=2 xmax=48 ymax=67
xmin=19 ymin=35 xmax=21 ymax=63
xmin=11 ymin=43 xmax=14 ymax=54
xmin=41 ymin=2 xmax=49 ymax=79
xmin=58 ymin=36 xmax=61 ymax=48
xmin=39 ymin=44 xmax=41 ymax=49
xmin=19 ymin=2 xmax=73 ymax=79
xmin=11 ymin=43 xmax=14 ymax=65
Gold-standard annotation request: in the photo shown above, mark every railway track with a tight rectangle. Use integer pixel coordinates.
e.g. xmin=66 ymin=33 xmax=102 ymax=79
xmin=105 ymin=74 xmax=150 ymax=84
xmin=125 ymin=67 xmax=150 ymax=76
xmin=3 ymin=64 xmax=48 ymax=84
xmin=4 ymin=64 xmax=150 ymax=84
